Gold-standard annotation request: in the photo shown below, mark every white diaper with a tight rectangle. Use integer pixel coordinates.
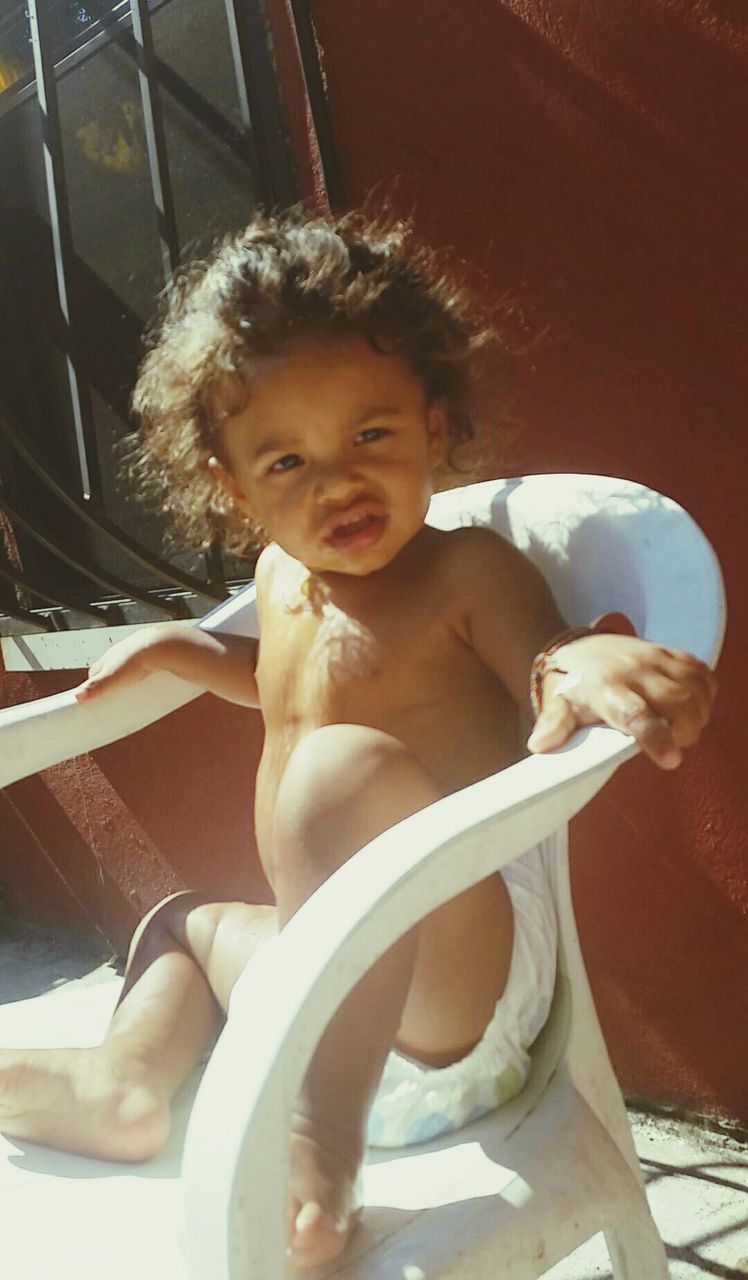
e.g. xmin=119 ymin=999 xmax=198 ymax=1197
xmin=366 ymin=840 xmax=557 ymax=1148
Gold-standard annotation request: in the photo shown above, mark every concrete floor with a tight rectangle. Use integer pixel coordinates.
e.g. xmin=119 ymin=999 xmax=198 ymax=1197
xmin=545 ymin=1111 xmax=748 ymax=1280
xmin=1 ymin=920 xmax=746 ymax=1280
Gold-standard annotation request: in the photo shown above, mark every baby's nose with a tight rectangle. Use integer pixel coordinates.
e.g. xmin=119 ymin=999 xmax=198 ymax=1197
xmin=314 ymin=461 xmax=363 ymax=503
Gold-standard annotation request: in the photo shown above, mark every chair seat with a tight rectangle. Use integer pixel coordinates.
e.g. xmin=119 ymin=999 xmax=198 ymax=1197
xmin=342 ymin=1077 xmax=641 ymax=1280
xmin=0 ymin=979 xmax=640 ymax=1280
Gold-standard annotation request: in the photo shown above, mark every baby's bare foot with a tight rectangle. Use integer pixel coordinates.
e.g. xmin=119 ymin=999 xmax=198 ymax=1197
xmin=0 ymin=1045 xmax=169 ymax=1162
xmin=289 ymin=1129 xmax=361 ymax=1269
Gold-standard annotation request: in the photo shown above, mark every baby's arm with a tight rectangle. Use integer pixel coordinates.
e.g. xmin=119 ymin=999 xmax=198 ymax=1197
xmin=454 ymin=527 xmax=716 ymax=768
xmin=75 ymin=623 xmax=260 ymax=708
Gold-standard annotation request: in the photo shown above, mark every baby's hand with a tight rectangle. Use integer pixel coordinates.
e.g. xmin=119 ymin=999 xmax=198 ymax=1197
xmin=527 ymin=634 xmax=717 ymax=769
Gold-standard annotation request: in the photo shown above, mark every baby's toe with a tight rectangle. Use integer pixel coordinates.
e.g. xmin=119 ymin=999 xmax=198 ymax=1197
xmin=290 ymin=1200 xmax=352 ymax=1270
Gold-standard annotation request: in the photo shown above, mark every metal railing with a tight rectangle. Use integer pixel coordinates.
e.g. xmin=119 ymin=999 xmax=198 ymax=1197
xmin=0 ymin=0 xmax=335 ymax=636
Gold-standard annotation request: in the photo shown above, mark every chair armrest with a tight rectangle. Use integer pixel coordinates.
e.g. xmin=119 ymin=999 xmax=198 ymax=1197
xmin=0 ymin=672 xmax=206 ymax=788
xmin=0 ymin=584 xmax=259 ymax=789
xmin=183 ymin=724 xmax=638 ymax=1280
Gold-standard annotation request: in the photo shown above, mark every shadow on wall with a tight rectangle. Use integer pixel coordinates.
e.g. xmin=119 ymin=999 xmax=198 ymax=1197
xmin=0 ymin=682 xmax=268 ymax=954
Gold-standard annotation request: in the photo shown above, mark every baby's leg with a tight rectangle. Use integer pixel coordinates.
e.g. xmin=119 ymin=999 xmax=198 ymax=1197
xmin=0 ymin=894 xmax=276 ymax=1160
xmin=270 ymin=725 xmax=513 ymax=1268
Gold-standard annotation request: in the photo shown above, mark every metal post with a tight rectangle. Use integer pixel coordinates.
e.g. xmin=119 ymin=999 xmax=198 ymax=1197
xmin=287 ymin=0 xmax=343 ymax=210
xmin=26 ymin=0 xmax=102 ymax=503
xmin=130 ymin=0 xmax=181 ymax=282
xmin=224 ymin=0 xmax=298 ymax=208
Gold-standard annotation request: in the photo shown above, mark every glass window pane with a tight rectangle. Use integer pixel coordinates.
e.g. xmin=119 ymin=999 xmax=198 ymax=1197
xmin=0 ymin=0 xmax=31 ymax=95
xmin=152 ymin=0 xmax=260 ymax=254
xmin=0 ymin=1 xmax=127 ymax=99
xmin=0 ymin=0 xmax=290 ymax=623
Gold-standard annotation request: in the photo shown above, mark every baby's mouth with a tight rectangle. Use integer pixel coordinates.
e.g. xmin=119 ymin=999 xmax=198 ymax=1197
xmin=324 ymin=509 xmax=386 ymax=551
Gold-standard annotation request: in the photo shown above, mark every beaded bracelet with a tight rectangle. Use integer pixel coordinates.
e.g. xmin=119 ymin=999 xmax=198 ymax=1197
xmin=530 ymin=612 xmax=636 ymax=719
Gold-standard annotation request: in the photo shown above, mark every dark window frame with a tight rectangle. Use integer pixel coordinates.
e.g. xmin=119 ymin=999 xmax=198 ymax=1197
xmin=0 ymin=0 xmax=336 ymax=639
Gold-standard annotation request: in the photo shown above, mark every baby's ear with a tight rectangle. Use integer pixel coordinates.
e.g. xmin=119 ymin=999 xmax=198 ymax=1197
xmin=426 ymin=401 xmax=449 ymax=463
xmin=207 ymin=455 xmax=249 ymax=508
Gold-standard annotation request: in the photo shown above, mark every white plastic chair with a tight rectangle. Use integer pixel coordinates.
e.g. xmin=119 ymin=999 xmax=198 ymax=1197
xmin=0 ymin=475 xmax=725 ymax=1280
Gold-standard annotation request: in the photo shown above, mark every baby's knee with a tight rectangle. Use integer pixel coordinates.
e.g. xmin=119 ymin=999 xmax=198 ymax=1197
xmin=284 ymin=725 xmax=434 ymax=811
xmin=275 ymin=725 xmax=439 ymax=875
xmin=129 ymin=889 xmax=207 ymax=954
xmin=292 ymin=723 xmax=429 ymax=781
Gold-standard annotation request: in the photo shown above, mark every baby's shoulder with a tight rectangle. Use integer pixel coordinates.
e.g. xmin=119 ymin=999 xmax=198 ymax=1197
xmin=253 ymin=544 xmax=305 ymax=617
xmin=430 ymin=522 xmax=546 ymax=618
xmin=254 ymin=542 xmax=301 ymax=588
xmin=254 ymin=542 xmax=284 ymax=578
xmin=432 ymin=522 xmax=520 ymax=581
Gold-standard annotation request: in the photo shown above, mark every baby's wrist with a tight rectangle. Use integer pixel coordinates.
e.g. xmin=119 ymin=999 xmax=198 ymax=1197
xmin=530 ymin=614 xmax=636 ymax=718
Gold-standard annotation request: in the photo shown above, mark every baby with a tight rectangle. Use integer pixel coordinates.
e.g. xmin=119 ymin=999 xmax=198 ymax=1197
xmin=0 ymin=211 xmax=715 ymax=1267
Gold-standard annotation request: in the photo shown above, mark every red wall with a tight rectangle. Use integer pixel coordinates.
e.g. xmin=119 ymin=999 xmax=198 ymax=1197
xmin=306 ymin=0 xmax=748 ymax=1123
xmin=1 ymin=0 xmax=745 ymax=1124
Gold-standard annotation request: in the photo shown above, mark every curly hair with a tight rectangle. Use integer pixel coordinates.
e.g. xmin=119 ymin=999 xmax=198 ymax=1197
xmin=130 ymin=208 xmax=510 ymax=555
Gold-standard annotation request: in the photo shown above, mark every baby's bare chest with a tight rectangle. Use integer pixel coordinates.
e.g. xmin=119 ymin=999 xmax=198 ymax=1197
xmin=253 ymin=562 xmax=519 ymax=819
xmin=256 ymin=592 xmax=464 ymax=731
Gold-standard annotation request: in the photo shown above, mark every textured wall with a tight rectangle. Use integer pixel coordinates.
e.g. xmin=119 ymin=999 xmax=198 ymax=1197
xmin=0 ymin=0 xmax=745 ymax=1123
xmin=0 ymin=670 xmax=268 ymax=956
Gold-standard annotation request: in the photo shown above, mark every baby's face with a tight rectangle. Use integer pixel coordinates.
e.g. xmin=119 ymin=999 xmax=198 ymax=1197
xmin=214 ymin=333 xmax=446 ymax=576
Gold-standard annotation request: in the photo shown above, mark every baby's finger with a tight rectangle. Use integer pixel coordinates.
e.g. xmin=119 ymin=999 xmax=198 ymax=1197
xmin=527 ymin=691 xmax=580 ymax=753
xmin=658 ymin=645 xmax=717 ymax=686
xmin=601 ymin=685 xmax=681 ymax=769
xmin=74 ymin=677 xmax=101 ymax=702
xmin=631 ymin=663 xmax=714 ymax=748
xmin=656 ymin=656 xmax=718 ymax=733
xmin=661 ymin=647 xmax=718 ymax=682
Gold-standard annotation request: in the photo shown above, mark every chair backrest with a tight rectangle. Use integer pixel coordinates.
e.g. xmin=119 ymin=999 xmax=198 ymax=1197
xmin=425 ymin=474 xmax=725 ymax=664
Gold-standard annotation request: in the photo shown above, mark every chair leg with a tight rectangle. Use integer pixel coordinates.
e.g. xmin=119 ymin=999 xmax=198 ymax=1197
xmin=605 ymin=1211 xmax=670 ymax=1280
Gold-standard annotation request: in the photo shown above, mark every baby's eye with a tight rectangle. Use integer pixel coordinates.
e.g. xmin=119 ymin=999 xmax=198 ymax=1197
xmin=355 ymin=427 xmax=390 ymax=445
xmin=268 ymin=453 xmax=303 ymax=474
